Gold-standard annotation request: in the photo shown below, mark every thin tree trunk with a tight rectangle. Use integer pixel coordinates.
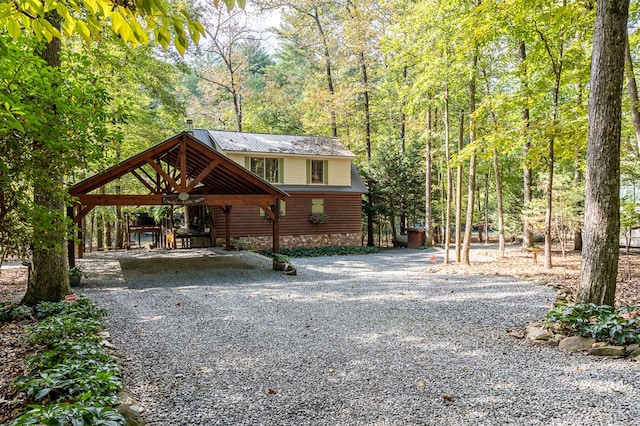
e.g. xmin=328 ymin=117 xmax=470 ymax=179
xmin=624 ymin=34 xmax=640 ymax=154
xmin=462 ymin=50 xmax=478 ymax=266
xmin=455 ymin=110 xmax=464 ymax=263
xmin=493 ymin=150 xmax=506 ymax=256
xmin=311 ymin=7 xmax=338 ymax=137
xmin=444 ymin=89 xmax=452 ymax=264
xmin=536 ymin=7 xmax=566 ymax=270
xmin=425 ymin=105 xmax=433 ymax=246
xmin=483 ymin=172 xmax=489 ymax=244
xmin=361 ymin=51 xmax=374 ymax=247
xmin=519 ymin=41 xmax=534 ymax=248
xmin=578 ymin=0 xmax=628 ymax=306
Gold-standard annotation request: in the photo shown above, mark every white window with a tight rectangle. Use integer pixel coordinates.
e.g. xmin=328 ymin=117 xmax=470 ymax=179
xmin=246 ymin=157 xmax=282 ymax=183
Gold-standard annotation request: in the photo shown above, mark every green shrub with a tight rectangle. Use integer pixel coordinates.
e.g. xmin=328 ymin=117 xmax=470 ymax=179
xmin=261 ymin=245 xmax=379 ymax=258
xmin=1 ymin=302 xmax=34 ymax=322
xmin=10 ymin=296 xmax=124 ymax=426
xmin=545 ymin=303 xmax=640 ymax=345
xmin=11 ymin=403 xmax=124 ymax=426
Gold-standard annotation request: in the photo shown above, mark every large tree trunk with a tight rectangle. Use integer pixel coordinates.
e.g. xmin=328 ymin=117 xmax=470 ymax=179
xmin=578 ymin=0 xmax=628 ymax=306
xmin=22 ymin=11 xmax=71 ymax=305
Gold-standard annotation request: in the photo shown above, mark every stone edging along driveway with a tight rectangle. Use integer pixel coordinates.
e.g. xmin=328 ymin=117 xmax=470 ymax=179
xmin=78 ymin=248 xmax=640 ymax=425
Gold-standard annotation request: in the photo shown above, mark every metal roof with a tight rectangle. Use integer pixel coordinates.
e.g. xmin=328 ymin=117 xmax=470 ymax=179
xmin=193 ymin=129 xmax=356 ymax=158
xmin=69 ymin=132 xmax=288 ymax=199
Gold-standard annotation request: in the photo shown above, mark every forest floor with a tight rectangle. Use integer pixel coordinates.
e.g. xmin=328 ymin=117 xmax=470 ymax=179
xmin=0 ymin=245 xmax=638 ymax=423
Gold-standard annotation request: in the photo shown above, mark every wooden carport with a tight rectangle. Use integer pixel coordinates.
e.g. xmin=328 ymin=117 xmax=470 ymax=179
xmin=67 ymin=132 xmax=287 ymax=266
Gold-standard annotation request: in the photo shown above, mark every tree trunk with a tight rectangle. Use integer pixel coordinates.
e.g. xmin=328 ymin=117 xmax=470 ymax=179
xmin=311 ymin=7 xmax=338 ymax=137
xmin=483 ymin=172 xmax=489 ymax=244
xmin=444 ymin=89 xmax=452 ymax=264
xmin=462 ymin=51 xmax=478 ymax=266
xmin=519 ymin=41 xmax=534 ymax=248
xmin=103 ymin=211 xmax=112 ymax=249
xmin=455 ymin=110 xmax=464 ymax=263
xmin=543 ymin=42 xmax=565 ymax=270
xmin=425 ymin=105 xmax=433 ymax=246
xmin=22 ymin=11 xmax=71 ymax=305
xmin=493 ymin=149 xmax=506 ymax=256
xmin=624 ymin=34 xmax=640 ymax=155
xmin=578 ymin=0 xmax=628 ymax=306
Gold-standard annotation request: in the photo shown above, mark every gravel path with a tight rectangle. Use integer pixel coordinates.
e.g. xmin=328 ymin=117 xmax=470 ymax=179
xmin=78 ymin=248 xmax=640 ymax=425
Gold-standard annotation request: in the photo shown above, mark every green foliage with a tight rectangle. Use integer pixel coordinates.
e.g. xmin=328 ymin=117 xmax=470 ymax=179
xmin=0 ymin=0 xmax=208 ymax=56
xmin=262 ymin=246 xmax=379 ymax=258
xmin=271 ymin=253 xmax=290 ymax=264
xmin=11 ymin=403 xmax=124 ymax=426
xmin=10 ymin=296 xmax=124 ymax=425
xmin=545 ymin=304 xmax=640 ymax=345
xmin=309 ymin=213 xmax=329 ymax=225
xmin=0 ymin=302 xmax=35 ymax=322
xmin=68 ymin=266 xmax=83 ymax=277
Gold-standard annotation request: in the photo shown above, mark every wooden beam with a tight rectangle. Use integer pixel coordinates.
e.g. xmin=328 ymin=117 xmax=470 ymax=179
xmin=73 ymin=204 xmax=95 ymax=224
xmin=74 ymin=194 xmax=280 ymax=206
xmin=272 ymin=201 xmax=280 ymax=254
xmin=69 ymin=139 xmax=181 ymax=194
xmin=146 ymin=159 xmax=181 ymax=193
xmin=180 ymin=137 xmax=187 ymax=191
xmin=131 ymin=169 xmax=158 ymax=194
xmin=67 ymin=206 xmax=75 ymax=267
xmin=260 ymin=204 xmax=275 ymax=220
xmin=186 ymin=161 xmax=219 ymax=192
xmin=224 ymin=206 xmax=232 ymax=251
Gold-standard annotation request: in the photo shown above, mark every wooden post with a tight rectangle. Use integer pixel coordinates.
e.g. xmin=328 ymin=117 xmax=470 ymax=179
xmin=77 ymin=224 xmax=83 ymax=259
xmin=272 ymin=200 xmax=280 ymax=254
xmin=208 ymin=206 xmax=216 ymax=246
xmin=67 ymin=206 xmax=75 ymax=267
xmin=224 ymin=205 xmax=232 ymax=251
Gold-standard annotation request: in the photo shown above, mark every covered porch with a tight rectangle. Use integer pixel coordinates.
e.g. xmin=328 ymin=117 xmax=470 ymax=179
xmin=67 ymin=132 xmax=287 ymax=266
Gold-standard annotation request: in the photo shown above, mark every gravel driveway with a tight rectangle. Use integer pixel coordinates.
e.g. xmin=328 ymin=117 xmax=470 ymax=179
xmin=79 ymin=248 xmax=640 ymax=425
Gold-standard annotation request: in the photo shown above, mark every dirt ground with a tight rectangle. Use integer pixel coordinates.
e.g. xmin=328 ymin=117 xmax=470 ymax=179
xmin=0 ymin=246 xmax=638 ymax=423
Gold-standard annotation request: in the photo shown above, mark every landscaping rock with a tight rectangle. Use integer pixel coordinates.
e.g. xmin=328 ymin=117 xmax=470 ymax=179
xmin=558 ymin=336 xmax=596 ymax=352
xmin=526 ymin=325 xmax=551 ymax=341
xmin=626 ymin=344 xmax=639 ymax=353
xmin=588 ymin=346 xmax=626 ymax=357
xmin=117 ymin=391 xmax=144 ymax=426
xmin=628 ymin=348 xmax=640 ymax=361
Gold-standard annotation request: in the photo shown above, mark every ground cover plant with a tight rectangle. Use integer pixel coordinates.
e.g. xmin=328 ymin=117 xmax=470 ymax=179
xmin=261 ymin=245 xmax=379 ymax=258
xmin=3 ymin=296 xmax=125 ymax=426
xmin=544 ymin=303 xmax=640 ymax=345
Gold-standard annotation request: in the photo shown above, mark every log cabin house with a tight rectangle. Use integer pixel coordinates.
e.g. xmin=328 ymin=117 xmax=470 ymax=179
xmin=191 ymin=129 xmax=367 ymax=250
xmin=67 ymin=130 xmax=366 ymax=263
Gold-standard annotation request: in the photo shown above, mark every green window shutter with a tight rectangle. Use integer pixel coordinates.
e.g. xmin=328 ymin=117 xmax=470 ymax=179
xmin=306 ymin=159 xmax=311 ymax=184
xmin=278 ymin=158 xmax=284 ymax=183
xmin=323 ymin=160 xmax=329 ymax=184
xmin=244 ymin=157 xmax=250 ymax=170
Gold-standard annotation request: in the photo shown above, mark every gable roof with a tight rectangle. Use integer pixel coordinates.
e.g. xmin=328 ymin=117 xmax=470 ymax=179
xmin=69 ymin=132 xmax=287 ymax=206
xmin=192 ymin=129 xmax=356 ymax=158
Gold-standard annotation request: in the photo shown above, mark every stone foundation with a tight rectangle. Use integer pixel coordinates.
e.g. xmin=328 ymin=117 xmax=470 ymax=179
xmin=215 ymin=233 xmax=362 ymax=251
